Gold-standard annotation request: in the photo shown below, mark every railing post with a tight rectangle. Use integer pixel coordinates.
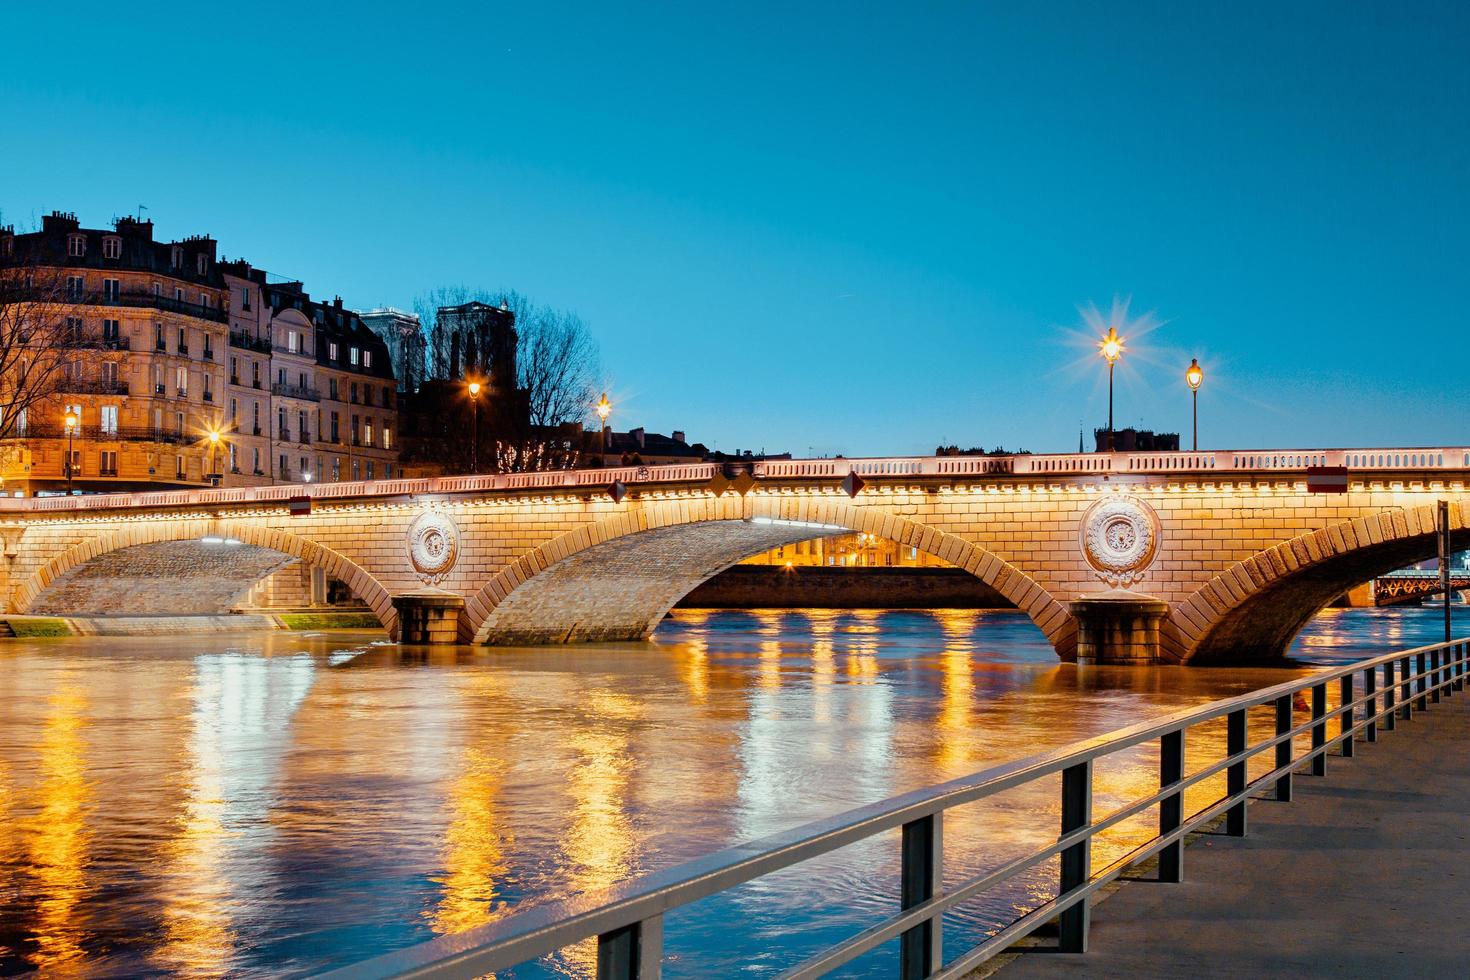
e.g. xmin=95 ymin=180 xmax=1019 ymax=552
xmin=1457 ymin=641 xmax=1466 ymax=692
xmin=1364 ymin=666 xmax=1377 ymax=743
xmin=1430 ymin=645 xmax=1442 ymax=704
xmin=1311 ymin=683 xmax=1327 ymax=776
xmin=1416 ymin=649 xmax=1428 ymax=710
xmin=1383 ymin=660 xmax=1396 ymax=731
xmin=1401 ymin=654 xmax=1413 ymax=720
xmin=900 ymin=813 xmax=942 ymax=979
xmin=1226 ymin=709 xmax=1247 ymax=837
xmin=597 ymin=915 xmax=662 ymax=980
xmin=1274 ymin=695 xmax=1293 ymax=802
xmin=1339 ymin=674 xmax=1355 ymax=758
xmin=1058 ymin=761 xmax=1093 ymax=953
xmin=1159 ymin=729 xmax=1185 ymax=881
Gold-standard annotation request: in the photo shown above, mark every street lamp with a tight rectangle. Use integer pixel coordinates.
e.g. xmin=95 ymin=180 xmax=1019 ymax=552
xmin=596 ymin=393 xmax=611 ymax=467
xmin=207 ymin=429 xmax=221 ymax=483
xmin=1098 ymin=327 xmax=1125 ymax=451
xmin=1185 ymin=358 xmax=1204 ymax=451
xmin=63 ymin=410 xmax=77 ymax=492
xmin=467 ymin=380 xmax=482 ymax=473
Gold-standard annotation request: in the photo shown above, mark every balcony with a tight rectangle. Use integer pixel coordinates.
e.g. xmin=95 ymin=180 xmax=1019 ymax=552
xmin=278 ymin=428 xmax=290 ymax=441
xmin=298 ymin=434 xmax=311 ymax=445
xmin=176 ymin=388 xmax=188 ymax=398
xmin=230 ymin=375 xmax=240 ymax=385
xmin=252 ymin=379 xmax=262 ymax=390
xmin=72 ymin=289 xmax=230 ymax=324
xmin=63 ymin=334 xmax=132 ymax=351
xmin=99 ymin=468 xmax=118 ymax=477
xmin=202 ymin=347 xmax=214 ymax=361
xmin=177 ymin=344 xmax=189 ymax=356
xmin=58 ymin=378 xmax=129 ymax=396
xmin=3 ymin=423 xmax=192 ymax=445
xmin=229 ymin=330 xmax=272 ymax=353
xmin=272 ymin=382 xmax=320 ymax=402
xmin=154 ymin=383 xmax=166 ymax=395
xmin=203 ymin=391 xmax=214 ymax=403
xmin=252 ymin=424 xmax=262 ymax=436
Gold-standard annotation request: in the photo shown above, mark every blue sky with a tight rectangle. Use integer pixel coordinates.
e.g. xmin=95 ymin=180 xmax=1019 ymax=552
xmin=3 ymin=2 xmax=1467 ymax=457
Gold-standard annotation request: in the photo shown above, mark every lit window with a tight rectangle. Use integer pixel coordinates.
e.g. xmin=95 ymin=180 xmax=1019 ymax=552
xmin=328 ymin=342 xmax=338 ymax=360
xmin=288 ymin=330 xmax=299 ymax=353
xmin=102 ymin=236 xmax=121 ymax=259
xmin=349 ymin=347 xmax=359 ymax=366
xmin=363 ymin=350 xmax=372 ymax=368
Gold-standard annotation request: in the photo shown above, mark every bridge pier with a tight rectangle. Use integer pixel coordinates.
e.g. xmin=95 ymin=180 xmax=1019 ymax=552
xmin=391 ymin=590 xmax=464 ymax=645
xmin=1070 ymin=590 xmax=1169 ymax=665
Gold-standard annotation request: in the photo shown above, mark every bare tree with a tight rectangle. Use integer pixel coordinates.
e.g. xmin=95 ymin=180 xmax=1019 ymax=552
xmin=411 ymin=286 xmax=602 ymax=472
xmin=0 ymin=245 xmax=73 ymax=457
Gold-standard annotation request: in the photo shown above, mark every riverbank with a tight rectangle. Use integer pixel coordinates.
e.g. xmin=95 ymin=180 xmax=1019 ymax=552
xmin=0 ymin=610 xmax=383 ymax=637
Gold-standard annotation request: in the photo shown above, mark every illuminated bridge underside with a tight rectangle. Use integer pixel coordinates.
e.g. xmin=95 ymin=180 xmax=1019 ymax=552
xmin=29 ymin=540 xmax=297 ymax=617
xmin=475 ymin=521 xmax=848 ymax=644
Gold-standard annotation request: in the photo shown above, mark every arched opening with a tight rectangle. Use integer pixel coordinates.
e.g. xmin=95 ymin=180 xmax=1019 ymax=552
xmin=464 ymin=505 xmax=1073 ymax=657
xmin=1181 ymin=509 xmax=1468 ymax=664
xmin=15 ymin=522 xmax=395 ymax=632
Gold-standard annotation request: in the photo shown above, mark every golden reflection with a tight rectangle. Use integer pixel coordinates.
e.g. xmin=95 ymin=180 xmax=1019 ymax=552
xmin=428 ymin=745 xmax=510 ymax=935
xmin=558 ymin=691 xmax=641 ymax=977
xmin=151 ymin=696 xmax=237 ymax=978
xmin=759 ymin=640 xmax=782 ymax=691
xmin=680 ymin=633 xmax=710 ymax=704
xmin=936 ymin=619 xmax=978 ymax=774
xmin=23 ymin=675 xmax=91 ymax=974
xmin=811 ymin=639 xmax=836 ymax=724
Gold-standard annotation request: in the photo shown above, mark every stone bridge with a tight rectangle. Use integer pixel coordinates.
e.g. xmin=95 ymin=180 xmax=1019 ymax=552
xmin=1 ymin=446 xmax=1467 ymax=664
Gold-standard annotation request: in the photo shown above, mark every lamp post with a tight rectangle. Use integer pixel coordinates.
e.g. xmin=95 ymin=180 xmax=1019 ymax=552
xmin=596 ymin=393 xmax=611 ymax=467
xmin=1098 ymin=327 xmax=1124 ymax=451
xmin=467 ymin=380 xmax=481 ymax=473
xmin=1185 ymin=358 xmax=1203 ymax=451
xmin=207 ymin=429 xmax=221 ymax=484
xmin=63 ymin=410 xmax=77 ymax=492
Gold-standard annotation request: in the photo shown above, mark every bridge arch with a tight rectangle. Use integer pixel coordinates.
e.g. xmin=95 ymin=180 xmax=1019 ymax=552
xmin=462 ymin=494 xmax=1076 ymax=657
xmin=1172 ymin=503 xmax=1467 ymax=664
xmin=15 ymin=519 xmax=397 ymax=632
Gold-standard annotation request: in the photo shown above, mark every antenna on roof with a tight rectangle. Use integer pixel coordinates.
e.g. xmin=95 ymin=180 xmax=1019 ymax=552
xmin=137 ymin=204 xmax=149 ymax=221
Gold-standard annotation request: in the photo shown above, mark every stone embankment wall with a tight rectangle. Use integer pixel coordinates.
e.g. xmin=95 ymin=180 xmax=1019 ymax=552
xmin=678 ymin=566 xmax=1013 ymax=609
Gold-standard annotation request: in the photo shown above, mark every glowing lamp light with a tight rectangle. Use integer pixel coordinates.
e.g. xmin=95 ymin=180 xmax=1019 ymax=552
xmin=1098 ymin=327 xmax=1125 ymax=364
xmin=1186 ymin=357 xmax=1204 ymax=390
xmin=63 ymin=411 xmax=77 ymax=430
xmin=596 ymin=393 xmax=611 ymax=421
xmin=468 ymin=381 xmax=482 ymax=397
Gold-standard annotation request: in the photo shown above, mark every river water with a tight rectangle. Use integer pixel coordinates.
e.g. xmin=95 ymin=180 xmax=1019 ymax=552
xmin=0 ymin=605 xmax=1456 ymax=978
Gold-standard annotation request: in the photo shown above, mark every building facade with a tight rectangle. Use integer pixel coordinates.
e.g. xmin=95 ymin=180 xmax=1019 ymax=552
xmin=0 ymin=211 xmax=398 ymax=494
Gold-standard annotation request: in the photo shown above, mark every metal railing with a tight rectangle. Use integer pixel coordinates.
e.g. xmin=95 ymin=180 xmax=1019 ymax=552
xmin=320 ymin=637 xmax=1469 ymax=980
xmin=272 ymin=381 xmax=321 ymax=402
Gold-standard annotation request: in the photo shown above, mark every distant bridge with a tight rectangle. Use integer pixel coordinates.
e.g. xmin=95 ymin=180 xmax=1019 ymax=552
xmin=1373 ymin=569 xmax=1470 ymax=605
xmin=0 ymin=444 xmax=1467 ymax=665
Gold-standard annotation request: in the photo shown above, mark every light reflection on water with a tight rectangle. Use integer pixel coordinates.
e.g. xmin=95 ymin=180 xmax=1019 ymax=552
xmin=0 ymin=606 xmax=1457 ymax=977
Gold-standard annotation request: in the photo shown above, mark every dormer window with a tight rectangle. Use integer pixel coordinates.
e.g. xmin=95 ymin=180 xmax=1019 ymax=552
xmin=349 ymin=347 xmax=360 ymax=366
xmin=102 ymin=236 xmax=121 ymax=259
xmin=171 ymin=246 xmax=183 ymax=268
xmin=363 ymin=350 xmax=372 ymax=369
xmin=328 ymin=341 xmax=339 ymax=360
xmin=196 ymin=253 xmax=207 ymax=275
xmin=0 ymin=235 xmax=12 ymax=257
xmin=67 ymin=234 xmax=86 ymax=257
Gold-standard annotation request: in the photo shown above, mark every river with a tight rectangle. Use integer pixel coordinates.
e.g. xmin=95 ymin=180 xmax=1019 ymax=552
xmin=0 ymin=605 xmax=1456 ymax=977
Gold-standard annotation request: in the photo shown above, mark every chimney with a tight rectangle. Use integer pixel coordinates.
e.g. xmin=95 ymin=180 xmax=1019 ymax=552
xmin=672 ymin=430 xmax=685 ymax=444
xmin=631 ymin=426 xmax=645 ymax=449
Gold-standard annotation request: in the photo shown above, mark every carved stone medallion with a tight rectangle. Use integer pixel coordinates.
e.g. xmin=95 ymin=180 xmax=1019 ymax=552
xmin=1079 ymin=494 xmax=1160 ymax=588
xmin=406 ymin=511 xmax=459 ymax=584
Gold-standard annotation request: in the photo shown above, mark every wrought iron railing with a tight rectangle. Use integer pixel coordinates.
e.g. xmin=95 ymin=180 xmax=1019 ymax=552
xmin=318 ymin=638 xmax=1468 ymax=980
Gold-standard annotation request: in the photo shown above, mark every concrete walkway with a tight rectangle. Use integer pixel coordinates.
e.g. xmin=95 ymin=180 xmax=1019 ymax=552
xmin=1000 ymin=694 xmax=1470 ymax=979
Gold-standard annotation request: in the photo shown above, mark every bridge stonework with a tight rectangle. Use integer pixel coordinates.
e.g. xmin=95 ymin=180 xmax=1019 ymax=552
xmin=0 ymin=453 xmax=1465 ymax=664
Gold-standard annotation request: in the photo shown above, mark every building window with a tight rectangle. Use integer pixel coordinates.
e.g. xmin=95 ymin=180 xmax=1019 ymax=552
xmin=288 ymin=330 xmax=299 ymax=353
xmin=364 ymin=420 xmax=374 ymax=446
xmin=152 ymin=281 xmax=162 ymax=296
xmin=176 ymin=411 xmax=185 ymax=436
xmin=175 ymin=287 xmax=184 ymax=303
xmin=172 ymin=246 xmax=183 ymax=268
xmin=349 ymin=347 xmax=359 ymax=366
xmin=229 ymin=443 xmax=238 ymax=471
xmin=197 ymin=253 xmax=207 ymax=275
xmin=331 ymin=458 xmax=340 ymax=481
xmin=176 ymin=366 xmax=188 ymax=396
xmin=100 ymin=361 xmax=118 ymax=385
xmin=67 ymin=234 xmax=86 ymax=257
xmin=155 ymin=323 xmax=165 ymax=351
xmin=65 ymin=315 xmax=84 ymax=339
xmin=383 ymin=426 xmax=392 ymax=451
xmin=329 ymin=412 xmax=339 ymax=442
xmin=177 ymin=456 xmax=186 ymax=479
xmin=66 ymin=276 xmax=84 ymax=300
xmin=229 ymin=397 xmax=237 ymax=421
xmin=366 ymin=460 xmax=374 ymax=480
xmin=278 ymin=407 xmax=287 ymax=439
xmin=279 ymin=453 xmax=288 ymax=477
xmin=103 ymin=278 xmax=120 ymax=303
xmin=328 ymin=342 xmax=338 ymax=360
xmin=385 ymin=463 xmax=393 ymax=479
xmin=277 ymin=368 xmax=286 ymax=387
xmin=240 ymin=287 xmax=251 ymax=311
xmin=329 ymin=377 xmax=339 ymax=400
xmin=352 ymin=459 xmax=360 ymax=481
xmin=252 ymin=446 xmax=261 ymax=473
xmin=102 ymin=236 xmax=121 ymax=259
xmin=350 ymin=382 xmax=358 ymax=404
xmin=200 ymin=292 xmax=211 ymax=309
xmin=363 ymin=350 xmax=372 ymax=368
xmin=298 ymin=409 xmax=308 ymax=441
xmin=253 ymin=402 xmax=260 ymax=431
xmin=99 ymin=405 xmax=118 ymax=434
xmin=102 ymin=318 xmax=119 ymax=341
xmin=178 ymin=326 xmax=187 ymax=353
xmin=99 ymin=450 xmax=118 ymax=476
xmin=300 ymin=456 xmax=310 ymax=479
xmin=202 ymin=374 xmax=213 ymax=401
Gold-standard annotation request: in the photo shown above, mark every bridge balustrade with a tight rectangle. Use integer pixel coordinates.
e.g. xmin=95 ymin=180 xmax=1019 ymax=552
xmin=319 ymin=637 xmax=1470 ymax=980
xmin=3 ymin=445 xmax=1468 ymax=512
